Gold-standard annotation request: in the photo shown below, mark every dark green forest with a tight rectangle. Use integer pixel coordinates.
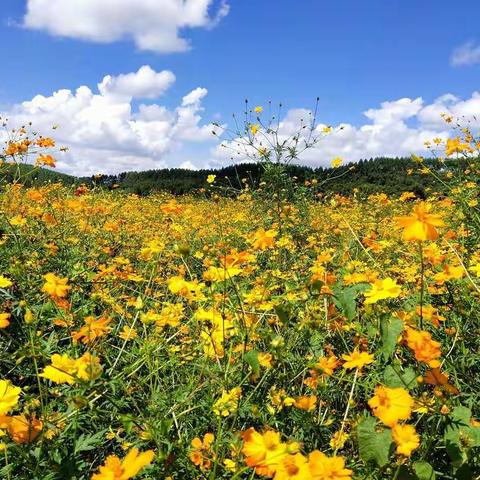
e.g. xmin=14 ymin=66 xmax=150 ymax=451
xmin=1 ymin=156 xmax=474 ymax=198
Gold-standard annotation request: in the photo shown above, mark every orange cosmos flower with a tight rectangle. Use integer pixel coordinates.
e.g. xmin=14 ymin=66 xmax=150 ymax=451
xmin=404 ymin=328 xmax=441 ymax=368
xmin=189 ymin=433 xmax=215 ymax=470
xmin=36 ymin=137 xmax=55 ymax=148
xmin=0 ymin=313 xmax=10 ymax=328
xmin=314 ymin=354 xmax=340 ymax=377
xmin=72 ymin=316 xmax=112 ymax=344
xmin=423 ymin=368 xmax=459 ymax=395
xmin=35 ymin=154 xmax=56 ymax=168
xmin=4 ymin=415 xmax=43 ymax=444
xmin=293 ymin=395 xmax=317 ymax=412
xmin=91 ymin=448 xmax=154 ymax=480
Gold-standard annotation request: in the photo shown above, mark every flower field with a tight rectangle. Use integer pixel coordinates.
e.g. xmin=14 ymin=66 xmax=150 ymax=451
xmin=1 ymin=132 xmax=480 ymax=479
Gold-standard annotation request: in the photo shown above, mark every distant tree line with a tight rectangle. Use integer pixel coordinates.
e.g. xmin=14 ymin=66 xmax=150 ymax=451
xmin=2 ymin=157 xmax=476 ymax=198
xmin=81 ymin=157 xmax=469 ymax=198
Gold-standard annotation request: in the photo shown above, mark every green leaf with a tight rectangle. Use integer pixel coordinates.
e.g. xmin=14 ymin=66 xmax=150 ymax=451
xmin=333 ymin=288 xmax=356 ymax=321
xmin=397 ymin=466 xmax=416 ymax=480
xmin=333 ymin=285 xmax=367 ymax=321
xmin=244 ymin=349 xmax=260 ymax=377
xmin=451 ymin=406 xmax=472 ymax=425
xmin=413 ymin=461 xmax=436 ymax=480
xmin=455 ymin=464 xmax=473 ymax=480
xmin=274 ymin=305 xmax=290 ymax=324
xmin=444 ymin=406 xmax=472 ymax=467
xmin=383 ymin=365 xmax=418 ymax=389
xmin=309 ymin=331 xmax=327 ymax=357
xmin=74 ymin=430 xmax=107 ymax=454
xmin=380 ymin=316 xmax=404 ymax=359
xmin=357 ymin=416 xmax=392 ymax=467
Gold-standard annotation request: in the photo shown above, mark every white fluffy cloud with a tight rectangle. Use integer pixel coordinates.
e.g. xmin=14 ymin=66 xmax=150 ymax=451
xmin=98 ymin=66 xmax=175 ymax=99
xmin=23 ymin=0 xmax=230 ymax=53
xmin=450 ymin=41 xmax=480 ymax=67
xmin=211 ymin=94 xmax=480 ymax=169
xmin=3 ymin=66 xmax=479 ymax=176
xmin=1 ymin=66 xmax=217 ymax=175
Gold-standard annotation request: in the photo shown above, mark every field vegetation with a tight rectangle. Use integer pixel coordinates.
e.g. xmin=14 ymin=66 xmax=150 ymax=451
xmin=0 ymin=110 xmax=479 ymax=479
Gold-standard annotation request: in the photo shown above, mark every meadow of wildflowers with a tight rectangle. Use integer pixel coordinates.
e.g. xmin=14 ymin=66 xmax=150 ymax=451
xmin=0 ymin=114 xmax=479 ymax=480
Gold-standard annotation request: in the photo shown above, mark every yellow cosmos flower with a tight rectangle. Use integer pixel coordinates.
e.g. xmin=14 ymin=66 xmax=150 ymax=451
xmin=445 ymin=137 xmax=472 ymax=156
xmin=391 ymin=423 xmax=420 ymax=457
xmin=207 ymin=174 xmax=216 ymax=184
xmin=0 ymin=276 xmax=13 ymax=288
xmin=308 ymin=450 xmax=352 ymax=479
xmin=251 ymin=228 xmax=278 ymax=250
xmin=329 ymin=430 xmax=349 ymax=450
xmin=119 ymin=326 xmax=137 ymax=341
xmin=274 ymin=453 xmax=310 ymax=479
xmin=41 ymin=273 xmax=71 ymax=298
xmin=241 ymin=428 xmax=287 ymax=477
xmin=91 ymin=448 xmax=155 ymax=480
xmin=0 ymin=380 xmax=21 ymax=414
xmin=40 ymin=353 xmax=77 ymax=384
xmin=331 ymin=157 xmax=343 ymax=168
xmin=364 ymin=278 xmax=401 ymax=304
xmin=395 ymin=202 xmax=444 ymax=241
xmin=9 ymin=215 xmax=27 ymax=227
xmin=40 ymin=352 xmax=102 ymax=384
xmin=254 ymin=106 xmax=263 ymax=113
xmin=250 ymin=124 xmax=260 ymax=136
xmin=203 ymin=265 xmax=242 ymax=282
xmin=342 ymin=349 xmax=374 ymax=370
xmin=213 ymin=387 xmax=242 ymax=417
xmin=368 ymin=386 xmax=414 ymax=427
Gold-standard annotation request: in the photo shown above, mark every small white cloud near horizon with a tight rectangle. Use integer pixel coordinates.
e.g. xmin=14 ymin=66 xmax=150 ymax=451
xmin=23 ymin=0 xmax=230 ymax=54
xmin=450 ymin=41 xmax=480 ymax=67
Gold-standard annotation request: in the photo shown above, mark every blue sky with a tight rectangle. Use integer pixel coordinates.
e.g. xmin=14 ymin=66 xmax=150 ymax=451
xmin=0 ymin=0 xmax=479 ymax=174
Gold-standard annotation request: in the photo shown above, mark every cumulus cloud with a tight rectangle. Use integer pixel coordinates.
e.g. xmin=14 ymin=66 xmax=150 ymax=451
xmin=3 ymin=67 xmax=479 ymax=176
xmin=1 ymin=66 xmax=217 ymax=175
xmin=23 ymin=0 xmax=230 ymax=53
xmin=98 ymin=66 xmax=175 ymax=99
xmin=211 ymin=93 xmax=480 ymax=169
xmin=450 ymin=41 xmax=480 ymax=67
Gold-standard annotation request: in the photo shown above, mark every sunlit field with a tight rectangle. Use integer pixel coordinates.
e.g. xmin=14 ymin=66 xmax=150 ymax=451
xmin=0 ymin=121 xmax=479 ymax=479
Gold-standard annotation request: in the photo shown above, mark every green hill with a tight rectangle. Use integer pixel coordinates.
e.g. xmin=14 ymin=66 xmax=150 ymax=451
xmin=0 ymin=163 xmax=76 ymax=187
xmin=2 ymin=156 xmax=472 ymax=198
xmin=88 ymin=157 xmax=461 ymax=197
